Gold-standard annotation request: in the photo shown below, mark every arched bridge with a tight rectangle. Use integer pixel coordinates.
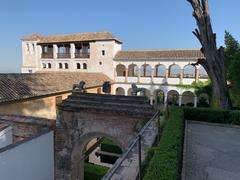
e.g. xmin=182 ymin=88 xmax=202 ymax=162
xmin=55 ymin=92 xmax=157 ymax=180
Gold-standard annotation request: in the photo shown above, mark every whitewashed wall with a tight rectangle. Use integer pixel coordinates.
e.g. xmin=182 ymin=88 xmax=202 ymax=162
xmin=0 ymin=131 xmax=54 ymax=180
xmin=0 ymin=126 xmax=13 ymax=149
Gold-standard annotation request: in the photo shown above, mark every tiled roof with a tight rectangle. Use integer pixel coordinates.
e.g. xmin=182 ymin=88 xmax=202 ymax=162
xmin=114 ymin=49 xmax=204 ymax=60
xmin=0 ymin=72 xmax=113 ymax=103
xmin=22 ymin=32 xmax=122 ymax=44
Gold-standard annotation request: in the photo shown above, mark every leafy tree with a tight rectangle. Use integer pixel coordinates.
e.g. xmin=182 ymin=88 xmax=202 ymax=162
xmin=224 ymin=31 xmax=240 ymax=107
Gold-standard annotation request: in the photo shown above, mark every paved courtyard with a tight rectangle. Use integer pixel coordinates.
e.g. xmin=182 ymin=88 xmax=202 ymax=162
xmin=185 ymin=121 xmax=240 ymax=180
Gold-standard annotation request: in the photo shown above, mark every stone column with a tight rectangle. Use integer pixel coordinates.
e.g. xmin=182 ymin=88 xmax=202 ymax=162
xmin=137 ymin=69 xmax=141 ymax=83
xmin=125 ymin=68 xmax=128 ymax=82
xmin=53 ymin=44 xmax=58 ymax=59
xmin=164 ymin=94 xmax=168 ymax=107
xmin=70 ymin=43 xmax=75 ymax=59
xmin=180 ymin=69 xmax=184 ymax=84
xmin=114 ymin=68 xmax=117 ymax=80
xmin=195 ymin=68 xmax=199 ymax=82
xmin=194 ymin=96 xmax=198 ymax=108
xmin=178 ymin=95 xmax=182 ymax=107
xmin=165 ymin=68 xmax=169 ymax=84
xmin=151 ymin=68 xmax=154 ymax=84
xmin=150 ymin=95 xmax=154 ymax=105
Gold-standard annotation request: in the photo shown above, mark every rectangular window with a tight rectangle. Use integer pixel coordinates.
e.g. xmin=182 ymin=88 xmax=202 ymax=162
xmin=102 ymin=50 xmax=105 ymax=56
xmin=56 ymin=96 xmax=63 ymax=105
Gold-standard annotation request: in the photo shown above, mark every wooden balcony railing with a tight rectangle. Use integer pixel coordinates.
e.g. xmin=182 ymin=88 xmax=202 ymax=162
xmin=41 ymin=53 xmax=53 ymax=59
xmin=57 ymin=53 xmax=71 ymax=58
xmin=75 ymin=53 xmax=90 ymax=59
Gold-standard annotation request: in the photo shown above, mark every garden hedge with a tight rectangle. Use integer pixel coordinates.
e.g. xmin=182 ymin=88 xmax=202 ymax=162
xmin=144 ymin=107 xmax=184 ymax=180
xmin=184 ymin=107 xmax=240 ymax=125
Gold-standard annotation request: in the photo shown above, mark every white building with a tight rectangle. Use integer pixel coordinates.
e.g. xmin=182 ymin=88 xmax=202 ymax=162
xmin=21 ymin=32 xmax=209 ymax=107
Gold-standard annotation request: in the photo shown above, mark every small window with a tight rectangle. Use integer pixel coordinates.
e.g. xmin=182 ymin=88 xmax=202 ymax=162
xmin=32 ymin=43 xmax=35 ymax=52
xmin=26 ymin=44 xmax=30 ymax=53
xmin=55 ymin=96 xmax=62 ymax=105
xmin=65 ymin=63 xmax=69 ymax=69
xmin=59 ymin=63 xmax=63 ymax=69
xmin=102 ymin=50 xmax=105 ymax=56
xmin=83 ymin=63 xmax=87 ymax=69
xmin=48 ymin=63 xmax=51 ymax=69
xmin=99 ymin=61 xmax=102 ymax=65
xmin=77 ymin=63 xmax=81 ymax=69
xmin=42 ymin=63 xmax=46 ymax=69
xmin=28 ymin=70 xmax=33 ymax=73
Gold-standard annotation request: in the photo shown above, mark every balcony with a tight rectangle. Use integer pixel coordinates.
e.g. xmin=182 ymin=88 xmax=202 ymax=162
xmin=41 ymin=53 xmax=53 ymax=59
xmin=75 ymin=53 xmax=90 ymax=59
xmin=57 ymin=53 xmax=71 ymax=59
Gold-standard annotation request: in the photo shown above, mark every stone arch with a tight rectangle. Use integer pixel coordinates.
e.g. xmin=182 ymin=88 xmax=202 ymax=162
xmin=128 ymin=64 xmax=138 ymax=77
xmin=155 ymin=64 xmax=166 ymax=77
xmin=140 ymin=64 xmax=152 ymax=77
xmin=71 ymin=132 xmax=124 ymax=180
xmin=154 ymin=89 xmax=165 ymax=105
xmin=115 ymin=87 xmax=125 ymax=96
xmin=199 ymin=66 xmax=208 ymax=79
xmin=167 ymin=90 xmax=179 ymax=105
xmin=116 ymin=64 xmax=126 ymax=77
xmin=139 ymin=88 xmax=150 ymax=98
xmin=127 ymin=88 xmax=132 ymax=96
xmin=198 ymin=93 xmax=210 ymax=107
xmin=183 ymin=64 xmax=195 ymax=78
xmin=182 ymin=91 xmax=195 ymax=106
xmin=169 ymin=64 xmax=181 ymax=78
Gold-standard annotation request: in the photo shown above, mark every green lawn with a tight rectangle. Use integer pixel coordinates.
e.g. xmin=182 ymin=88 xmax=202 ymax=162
xmin=84 ymin=163 xmax=109 ymax=180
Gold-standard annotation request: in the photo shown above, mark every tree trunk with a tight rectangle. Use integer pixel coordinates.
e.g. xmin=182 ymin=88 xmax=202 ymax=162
xmin=187 ymin=0 xmax=231 ymax=109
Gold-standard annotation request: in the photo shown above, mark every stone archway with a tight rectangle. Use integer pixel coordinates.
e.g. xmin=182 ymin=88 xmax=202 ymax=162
xmin=55 ymin=92 xmax=156 ymax=180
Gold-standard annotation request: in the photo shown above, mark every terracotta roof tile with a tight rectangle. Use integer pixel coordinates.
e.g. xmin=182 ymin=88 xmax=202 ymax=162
xmin=114 ymin=49 xmax=204 ymax=60
xmin=0 ymin=72 xmax=113 ymax=103
xmin=22 ymin=32 xmax=122 ymax=44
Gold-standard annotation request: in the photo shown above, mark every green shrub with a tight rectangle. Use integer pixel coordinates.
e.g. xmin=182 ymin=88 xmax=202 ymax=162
xmin=184 ymin=107 xmax=240 ymax=125
xmin=84 ymin=163 xmax=109 ymax=180
xmin=183 ymin=107 xmax=229 ymax=123
xmin=144 ymin=107 xmax=184 ymax=180
xmin=228 ymin=111 xmax=240 ymax=125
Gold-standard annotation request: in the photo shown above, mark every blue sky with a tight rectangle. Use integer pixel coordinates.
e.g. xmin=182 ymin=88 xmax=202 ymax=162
xmin=0 ymin=0 xmax=240 ymax=73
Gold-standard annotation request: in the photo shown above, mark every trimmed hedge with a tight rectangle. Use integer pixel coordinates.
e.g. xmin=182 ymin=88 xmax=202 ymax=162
xmin=144 ymin=107 xmax=184 ymax=180
xmin=184 ymin=107 xmax=240 ymax=125
xmin=101 ymin=139 xmax=122 ymax=154
xmin=84 ymin=163 xmax=109 ymax=180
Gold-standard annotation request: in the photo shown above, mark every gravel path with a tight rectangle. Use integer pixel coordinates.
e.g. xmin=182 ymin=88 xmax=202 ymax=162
xmin=184 ymin=121 xmax=240 ymax=180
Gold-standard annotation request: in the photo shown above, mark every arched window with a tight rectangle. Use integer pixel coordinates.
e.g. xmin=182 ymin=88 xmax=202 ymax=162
xmin=155 ymin=64 xmax=166 ymax=77
xmin=140 ymin=64 xmax=152 ymax=77
xmin=59 ymin=63 xmax=63 ymax=69
xmin=199 ymin=66 xmax=208 ymax=79
xmin=48 ymin=63 xmax=52 ymax=69
xmin=42 ymin=63 xmax=46 ymax=69
xmin=183 ymin=65 xmax=195 ymax=78
xmin=116 ymin=64 xmax=126 ymax=76
xmin=83 ymin=63 xmax=87 ymax=70
xmin=128 ymin=64 xmax=138 ymax=77
xmin=169 ymin=64 xmax=181 ymax=78
xmin=77 ymin=63 xmax=81 ymax=69
xmin=65 ymin=63 xmax=69 ymax=69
